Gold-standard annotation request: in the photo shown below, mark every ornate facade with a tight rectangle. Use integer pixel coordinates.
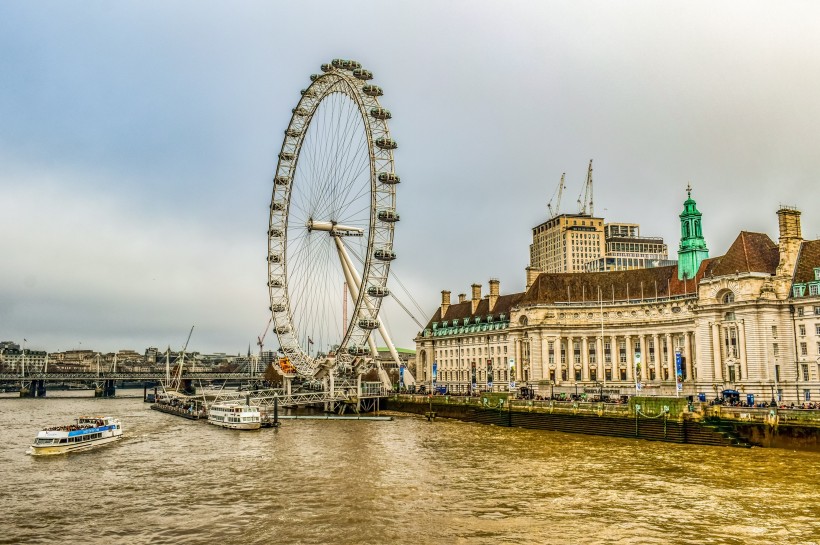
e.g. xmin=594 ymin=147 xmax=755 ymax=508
xmin=416 ymin=195 xmax=820 ymax=404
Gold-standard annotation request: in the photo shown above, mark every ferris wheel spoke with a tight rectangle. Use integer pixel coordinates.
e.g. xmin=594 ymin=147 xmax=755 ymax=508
xmin=319 ymin=95 xmax=365 ymax=220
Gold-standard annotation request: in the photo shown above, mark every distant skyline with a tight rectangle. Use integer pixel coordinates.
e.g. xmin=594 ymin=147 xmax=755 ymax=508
xmin=2 ymin=1 xmax=820 ymax=354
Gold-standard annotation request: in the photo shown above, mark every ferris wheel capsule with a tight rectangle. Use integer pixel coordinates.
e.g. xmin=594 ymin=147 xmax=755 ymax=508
xmin=375 ymin=137 xmax=397 ymax=150
xmin=378 ymin=172 xmax=400 ymax=184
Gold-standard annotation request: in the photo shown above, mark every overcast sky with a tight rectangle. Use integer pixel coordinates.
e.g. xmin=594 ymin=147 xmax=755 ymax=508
xmin=2 ymin=1 xmax=819 ymax=355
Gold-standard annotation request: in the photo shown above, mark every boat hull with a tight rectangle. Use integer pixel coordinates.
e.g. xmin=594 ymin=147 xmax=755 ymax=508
xmin=207 ymin=418 xmax=261 ymax=430
xmin=28 ymin=434 xmax=122 ymax=456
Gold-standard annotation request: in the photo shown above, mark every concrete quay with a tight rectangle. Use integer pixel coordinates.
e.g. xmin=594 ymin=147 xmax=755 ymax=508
xmin=386 ymin=395 xmax=820 ymax=452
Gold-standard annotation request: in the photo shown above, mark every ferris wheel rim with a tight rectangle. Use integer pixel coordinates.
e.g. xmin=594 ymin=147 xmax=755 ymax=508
xmin=267 ymin=60 xmax=398 ymax=377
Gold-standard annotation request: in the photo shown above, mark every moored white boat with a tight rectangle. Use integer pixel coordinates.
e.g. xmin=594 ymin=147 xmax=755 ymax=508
xmin=207 ymin=402 xmax=261 ymax=430
xmin=28 ymin=416 xmax=123 ymax=456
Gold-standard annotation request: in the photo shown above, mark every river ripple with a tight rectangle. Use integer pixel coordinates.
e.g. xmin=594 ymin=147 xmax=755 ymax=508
xmin=1 ymin=392 xmax=819 ymax=544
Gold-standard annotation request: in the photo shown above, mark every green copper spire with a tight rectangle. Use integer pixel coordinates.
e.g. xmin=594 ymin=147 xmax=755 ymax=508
xmin=678 ymin=183 xmax=709 ymax=280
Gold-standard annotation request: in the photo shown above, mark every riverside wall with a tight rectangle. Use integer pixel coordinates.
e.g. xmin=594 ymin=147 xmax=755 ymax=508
xmin=385 ymin=396 xmax=820 ymax=452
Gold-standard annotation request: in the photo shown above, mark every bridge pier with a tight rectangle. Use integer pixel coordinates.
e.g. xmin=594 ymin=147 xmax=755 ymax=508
xmin=19 ymin=381 xmax=34 ymax=397
xmin=182 ymin=379 xmax=195 ymax=396
xmin=94 ymin=380 xmax=116 ymax=397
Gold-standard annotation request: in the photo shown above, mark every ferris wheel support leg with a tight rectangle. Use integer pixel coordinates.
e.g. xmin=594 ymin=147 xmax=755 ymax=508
xmin=356 ymin=373 xmax=362 ymax=413
xmin=333 ymin=236 xmax=396 ymax=391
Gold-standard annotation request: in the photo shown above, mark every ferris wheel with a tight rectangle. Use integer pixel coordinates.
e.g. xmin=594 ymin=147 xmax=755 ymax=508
xmin=268 ymin=58 xmax=400 ymax=379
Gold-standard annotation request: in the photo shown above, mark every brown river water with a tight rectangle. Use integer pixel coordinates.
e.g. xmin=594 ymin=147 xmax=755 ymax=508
xmin=1 ymin=391 xmax=819 ymax=545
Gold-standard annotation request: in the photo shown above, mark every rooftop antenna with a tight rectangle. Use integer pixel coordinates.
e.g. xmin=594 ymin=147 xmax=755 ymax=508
xmin=547 ymin=173 xmax=566 ymax=219
xmin=577 ymin=159 xmax=594 ymax=215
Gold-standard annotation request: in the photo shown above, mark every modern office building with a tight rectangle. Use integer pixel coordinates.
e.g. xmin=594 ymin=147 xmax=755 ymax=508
xmin=529 ymin=213 xmax=606 ymax=274
xmin=585 ymin=222 xmax=670 ymax=272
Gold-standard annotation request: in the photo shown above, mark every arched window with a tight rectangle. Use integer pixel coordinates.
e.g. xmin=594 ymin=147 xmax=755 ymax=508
xmin=694 ymin=220 xmax=701 ymax=237
xmin=723 ymin=291 xmax=735 ymax=304
xmin=519 ymin=315 xmax=528 ymax=326
xmin=683 ymin=223 xmax=690 ymax=238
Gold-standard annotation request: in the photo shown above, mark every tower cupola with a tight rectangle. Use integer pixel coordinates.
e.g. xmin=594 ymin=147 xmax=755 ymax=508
xmin=677 ymin=184 xmax=709 ymax=280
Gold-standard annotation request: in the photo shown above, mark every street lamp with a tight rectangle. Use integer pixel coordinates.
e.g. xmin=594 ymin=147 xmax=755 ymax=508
xmin=769 ymin=381 xmax=776 ymax=407
xmin=593 ymin=380 xmax=604 ymax=402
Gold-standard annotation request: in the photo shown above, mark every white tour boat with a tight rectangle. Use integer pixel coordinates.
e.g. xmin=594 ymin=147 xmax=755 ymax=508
xmin=28 ymin=416 xmax=123 ymax=456
xmin=207 ymin=402 xmax=261 ymax=430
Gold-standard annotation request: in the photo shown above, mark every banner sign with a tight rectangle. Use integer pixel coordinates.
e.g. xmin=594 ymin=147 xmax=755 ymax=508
xmin=487 ymin=359 xmax=493 ymax=390
xmin=471 ymin=361 xmax=477 ymax=391
xmin=675 ymin=352 xmax=683 ymax=391
xmin=432 ymin=362 xmax=438 ymax=386
xmin=399 ymin=365 xmax=405 ymax=389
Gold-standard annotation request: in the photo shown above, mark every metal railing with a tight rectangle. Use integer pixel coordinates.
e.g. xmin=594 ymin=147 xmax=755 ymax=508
xmin=391 ymin=394 xmax=632 ymax=416
xmin=708 ymin=405 xmax=820 ymax=426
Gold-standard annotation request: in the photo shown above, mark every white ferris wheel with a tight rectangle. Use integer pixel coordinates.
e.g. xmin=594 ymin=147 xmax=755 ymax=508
xmin=268 ymin=58 xmax=404 ymax=382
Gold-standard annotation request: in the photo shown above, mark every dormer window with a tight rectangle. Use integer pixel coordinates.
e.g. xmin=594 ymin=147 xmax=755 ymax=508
xmin=815 ymin=268 xmax=820 ymax=281
xmin=793 ymin=285 xmax=806 ymax=298
xmin=810 ymin=284 xmax=819 ymax=296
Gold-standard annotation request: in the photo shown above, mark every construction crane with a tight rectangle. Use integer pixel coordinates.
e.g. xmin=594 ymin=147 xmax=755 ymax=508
xmin=257 ymin=317 xmax=272 ymax=356
xmin=547 ymin=173 xmax=566 ymax=219
xmin=577 ymin=159 xmax=594 ymax=216
xmin=255 ymin=317 xmax=273 ymax=375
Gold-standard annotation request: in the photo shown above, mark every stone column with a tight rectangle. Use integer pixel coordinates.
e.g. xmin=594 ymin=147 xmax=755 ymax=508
xmin=567 ymin=335 xmax=575 ymax=382
xmin=540 ymin=334 xmax=549 ymax=380
xmin=738 ymin=320 xmax=748 ymax=380
xmin=665 ymin=333 xmax=675 ymax=382
xmin=684 ymin=331 xmax=693 ymax=381
xmin=711 ymin=322 xmax=722 ymax=382
xmin=639 ymin=335 xmax=648 ymax=381
xmin=610 ymin=335 xmax=619 ymax=381
xmin=514 ymin=339 xmax=522 ymax=383
xmin=625 ymin=335 xmax=633 ymax=381
xmin=581 ymin=336 xmax=590 ymax=381
xmin=652 ymin=333 xmax=661 ymax=381
xmin=554 ymin=335 xmax=562 ymax=385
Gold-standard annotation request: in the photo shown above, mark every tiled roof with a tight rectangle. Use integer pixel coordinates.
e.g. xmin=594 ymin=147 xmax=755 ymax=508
xmin=519 ymin=263 xmax=703 ymax=306
xmin=423 ymin=292 xmax=524 ymax=329
xmin=793 ymin=239 xmax=820 ymax=284
xmin=421 ymin=230 xmax=789 ymax=324
xmin=704 ymin=231 xmax=779 ymax=277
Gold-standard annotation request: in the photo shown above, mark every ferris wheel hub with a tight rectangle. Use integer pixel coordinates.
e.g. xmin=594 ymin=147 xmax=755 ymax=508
xmin=307 ymin=219 xmax=364 ymax=236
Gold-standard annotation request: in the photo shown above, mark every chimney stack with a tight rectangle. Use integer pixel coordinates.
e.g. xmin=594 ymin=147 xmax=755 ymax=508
xmin=525 ymin=266 xmax=541 ymax=290
xmin=488 ymin=278 xmax=500 ymax=310
xmin=458 ymin=293 xmax=466 ymax=303
xmin=776 ymin=206 xmax=803 ymax=277
xmin=471 ymin=283 xmax=481 ymax=313
xmin=440 ymin=290 xmax=451 ymax=317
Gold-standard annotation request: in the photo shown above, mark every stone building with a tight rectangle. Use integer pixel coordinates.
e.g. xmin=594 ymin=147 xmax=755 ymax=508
xmin=416 ymin=192 xmax=820 ymax=404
